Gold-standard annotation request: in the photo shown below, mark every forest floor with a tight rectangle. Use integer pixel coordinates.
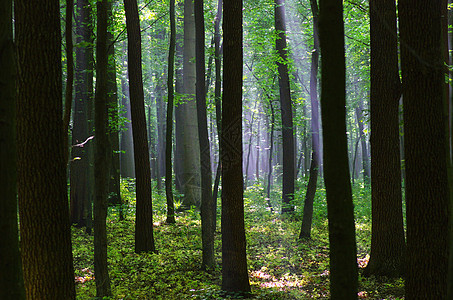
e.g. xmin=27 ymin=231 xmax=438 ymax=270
xmin=72 ymin=180 xmax=405 ymax=299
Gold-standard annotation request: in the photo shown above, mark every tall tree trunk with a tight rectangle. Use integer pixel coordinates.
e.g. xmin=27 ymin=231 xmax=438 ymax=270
xmin=355 ymin=103 xmax=370 ymax=182
xmin=70 ymin=0 xmax=94 ymax=232
xmin=64 ymin=0 xmax=74 ymax=163
xmin=399 ymin=0 xmax=449 ymax=298
xmin=266 ymin=99 xmax=275 ymax=211
xmin=364 ymin=0 xmax=405 ymax=278
xmin=299 ymin=0 xmax=320 ymax=239
xmin=124 ymin=0 xmax=156 ymax=253
xmin=194 ymin=0 xmax=215 ymax=269
xmin=94 ymin=0 xmax=112 ymax=296
xmin=120 ymin=51 xmax=136 ymax=178
xmin=274 ymin=0 xmax=295 ymax=214
xmin=0 ymin=0 xmax=25 ymax=297
xmin=15 ymin=0 xmax=76 ymax=297
xmin=166 ymin=0 xmax=176 ymax=224
xmin=221 ymin=0 xmax=251 ymax=293
xmin=180 ymin=0 xmax=202 ymax=209
xmin=318 ymin=0 xmax=358 ymax=297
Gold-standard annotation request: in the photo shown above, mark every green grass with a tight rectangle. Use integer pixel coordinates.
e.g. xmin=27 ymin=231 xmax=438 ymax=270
xmin=72 ymin=178 xmax=405 ymax=299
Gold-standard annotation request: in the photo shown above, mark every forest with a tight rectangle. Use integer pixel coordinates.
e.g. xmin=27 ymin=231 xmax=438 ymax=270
xmin=0 ymin=0 xmax=452 ymax=299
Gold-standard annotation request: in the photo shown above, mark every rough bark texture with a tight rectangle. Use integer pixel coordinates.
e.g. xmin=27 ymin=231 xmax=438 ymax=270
xmin=221 ymin=0 xmax=251 ymax=293
xmin=180 ymin=0 xmax=202 ymax=209
xmin=0 ymin=1 xmax=25 ymax=297
xmin=166 ymin=0 xmax=176 ymax=224
xmin=318 ymin=0 xmax=358 ymax=298
xmin=300 ymin=0 xmax=320 ymax=239
xmin=63 ymin=0 xmax=74 ymax=164
xmin=364 ymin=0 xmax=405 ymax=278
xmin=274 ymin=0 xmax=295 ymax=214
xmin=124 ymin=0 xmax=156 ymax=253
xmin=15 ymin=0 xmax=76 ymax=298
xmin=399 ymin=1 xmax=449 ymax=298
xmin=194 ymin=0 xmax=215 ymax=269
xmin=70 ymin=0 xmax=94 ymax=231
xmin=94 ymin=0 xmax=112 ymax=296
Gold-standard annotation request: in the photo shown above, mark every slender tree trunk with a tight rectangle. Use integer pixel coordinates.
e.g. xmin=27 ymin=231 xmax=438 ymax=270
xmin=194 ymin=0 xmax=215 ymax=269
xmin=64 ymin=0 xmax=74 ymax=163
xmin=15 ymin=0 xmax=76 ymax=297
xmin=274 ymin=0 xmax=295 ymax=214
xmin=318 ymin=0 xmax=358 ymax=297
xmin=166 ymin=0 xmax=176 ymax=224
xmin=399 ymin=0 xmax=449 ymax=297
xmin=299 ymin=0 xmax=320 ymax=239
xmin=355 ymin=103 xmax=370 ymax=182
xmin=70 ymin=0 xmax=94 ymax=232
xmin=266 ymin=99 xmax=275 ymax=211
xmin=94 ymin=0 xmax=112 ymax=296
xmin=221 ymin=0 xmax=251 ymax=292
xmin=124 ymin=0 xmax=156 ymax=253
xmin=0 ymin=1 xmax=25 ymax=297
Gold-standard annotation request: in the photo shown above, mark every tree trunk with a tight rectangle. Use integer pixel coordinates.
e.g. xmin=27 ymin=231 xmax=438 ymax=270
xmin=179 ymin=0 xmax=202 ymax=209
xmin=274 ymin=0 xmax=295 ymax=214
xmin=70 ymin=0 xmax=94 ymax=232
xmin=166 ymin=0 xmax=176 ymax=224
xmin=399 ymin=0 xmax=449 ymax=297
xmin=93 ymin=0 xmax=112 ymax=296
xmin=15 ymin=0 xmax=76 ymax=297
xmin=124 ymin=0 xmax=157 ymax=253
xmin=364 ymin=0 xmax=405 ymax=278
xmin=194 ymin=0 xmax=215 ymax=269
xmin=355 ymin=103 xmax=370 ymax=182
xmin=318 ymin=0 xmax=358 ymax=298
xmin=299 ymin=0 xmax=320 ymax=240
xmin=0 ymin=1 xmax=25 ymax=297
xmin=63 ymin=0 xmax=74 ymax=164
xmin=221 ymin=0 xmax=251 ymax=293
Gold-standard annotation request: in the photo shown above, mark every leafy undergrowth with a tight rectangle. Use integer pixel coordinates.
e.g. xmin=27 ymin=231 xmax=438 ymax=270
xmin=72 ymin=180 xmax=405 ymax=299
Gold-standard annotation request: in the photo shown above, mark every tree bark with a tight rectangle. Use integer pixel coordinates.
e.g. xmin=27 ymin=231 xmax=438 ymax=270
xmin=15 ymin=0 xmax=76 ymax=297
xmin=221 ymin=0 xmax=251 ymax=293
xmin=0 ymin=0 xmax=25 ymax=297
xmin=63 ymin=0 xmax=74 ymax=164
xmin=274 ymin=0 xmax=295 ymax=214
xmin=94 ymin=0 xmax=112 ymax=296
xmin=364 ymin=0 xmax=405 ymax=278
xmin=399 ymin=0 xmax=449 ymax=298
xmin=318 ymin=0 xmax=358 ymax=297
xmin=124 ymin=0 xmax=157 ymax=253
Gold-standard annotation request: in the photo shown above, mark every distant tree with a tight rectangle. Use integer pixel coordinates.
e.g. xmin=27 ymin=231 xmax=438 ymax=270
xmin=166 ymin=0 xmax=176 ymax=224
xmin=94 ymin=0 xmax=113 ymax=296
xmin=274 ymin=0 xmax=295 ymax=214
xmin=0 ymin=0 xmax=25 ymax=297
xmin=124 ymin=0 xmax=156 ymax=253
xmin=399 ymin=0 xmax=449 ymax=297
xmin=221 ymin=0 xmax=251 ymax=293
xmin=194 ymin=0 xmax=215 ymax=269
xmin=15 ymin=0 xmax=76 ymax=297
xmin=364 ymin=0 xmax=405 ymax=278
xmin=318 ymin=0 xmax=358 ymax=298
xmin=179 ymin=0 xmax=202 ymax=209
xmin=299 ymin=0 xmax=320 ymax=240
xmin=70 ymin=0 xmax=94 ymax=232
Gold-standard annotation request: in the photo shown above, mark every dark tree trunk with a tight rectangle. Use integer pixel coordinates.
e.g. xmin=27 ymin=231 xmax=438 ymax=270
xmin=120 ymin=53 xmax=136 ymax=178
xmin=70 ymin=0 xmax=94 ymax=232
xmin=221 ymin=0 xmax=251 ymax=293
xmin=124 ymin=0 xmax=156 ymax=253
xmin=63 ymin=0 xmax=74 ymax=164
xmin=355 ymin=103 xmax=370 ymax=182
xmin=15 ymin=0 xmax=76 ymax=297
xmin=318 ymin=0 xmax=358 ymax=298
xmin=195 ymin=0 xmax=215 ymax=269
xmin=0 ymin=1 xmax=25 ymax=297
xmin=399 ymin=1 xmax=449 ymax=298
xmin=274 ymin=0 xmax=295 ymax=214
xmin=155 ymin=78 xmax=166 ymax=192
xmin=166 ymin=0 xmax=176 ymax=224
xmin=93 ymin=0 xmax=112 ymax=296
xmin=299 ymin=0 xmax=320 ymax=240
xmin=364 ymin=0 xmax=405 ymax=278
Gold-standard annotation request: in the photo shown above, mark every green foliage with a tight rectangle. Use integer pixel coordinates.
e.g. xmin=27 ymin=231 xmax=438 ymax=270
xmin=72 ymin=179 xmax=404 ymax=299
